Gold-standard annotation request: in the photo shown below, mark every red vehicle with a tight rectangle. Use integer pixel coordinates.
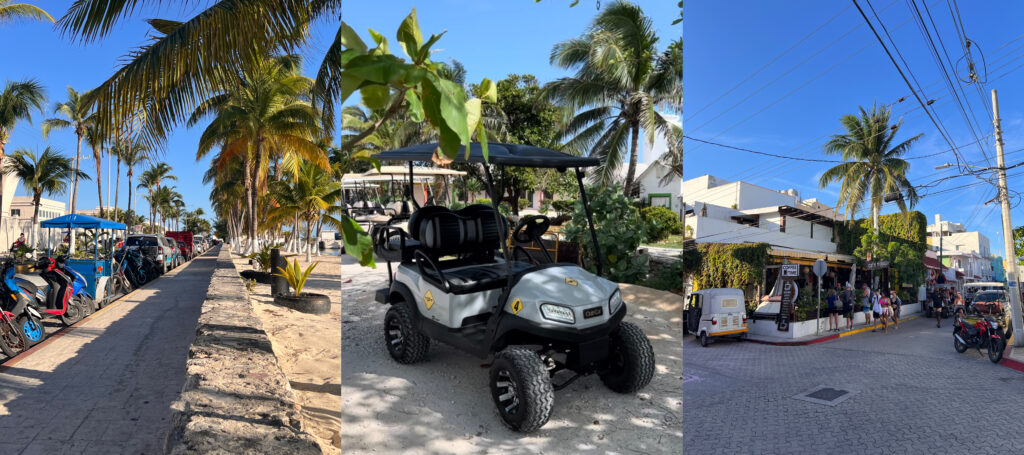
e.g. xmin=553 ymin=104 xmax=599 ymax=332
xmin=165 ymin=231 xmax=195 ymax=259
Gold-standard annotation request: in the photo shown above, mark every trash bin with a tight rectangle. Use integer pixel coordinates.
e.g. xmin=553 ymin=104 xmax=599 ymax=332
xmin=270 ymin=248 xmax=288 ymax=296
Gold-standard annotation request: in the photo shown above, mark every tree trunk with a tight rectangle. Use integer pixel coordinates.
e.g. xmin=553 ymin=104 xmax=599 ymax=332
xmin=114 ymin=158 xmax=121 ymax=220
xmin=127 ymin=173 xmax=134 ymax=234
xmin=244 ymin=155 xmax=255 ymax=255
xmin=94 ymin=144 xmax=104 ymax=218
xmin=623 ymin=120 xmax=641 ymax=198
xmin=0 ymin=140 xmax=6 ymax=239
xmin=305 ymin=217 xmax=313 ymax=262
xmin=31 ymin=191 xmax=41 ymax=247
xmin=873 ymin=203 xmax=880 ymax=234
xmin=70 ymin=133 xmax=82 ymax=215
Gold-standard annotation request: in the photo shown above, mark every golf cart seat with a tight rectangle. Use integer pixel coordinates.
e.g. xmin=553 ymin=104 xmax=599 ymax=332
xmin=407 ymin=204 xmax=521 ymax=294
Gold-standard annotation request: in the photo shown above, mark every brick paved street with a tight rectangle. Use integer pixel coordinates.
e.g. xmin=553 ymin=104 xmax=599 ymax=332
xmin=0 ymin=249 xmax=217 ymax=454
xmin=684 ymin=316 xmax=1024 ymax=454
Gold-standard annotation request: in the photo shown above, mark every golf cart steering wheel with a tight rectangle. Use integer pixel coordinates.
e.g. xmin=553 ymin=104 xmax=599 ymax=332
xmin=513 ymin=215 xmax=551 ymax=244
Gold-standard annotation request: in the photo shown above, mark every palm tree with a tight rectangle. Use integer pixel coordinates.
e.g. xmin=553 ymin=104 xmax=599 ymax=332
xmin=269 ymin=162 xmax=341 ymax=261
xmin=84 ymin=124 xmax=108 ymax=218
xmin=545 ymin=1 xmax=681 ymax=194
xmin=0 ymin=1 xmax=53 ymax=24
xmin=3 ymin=146 xmax=88 ymax=245
xmin=818 ymin=104 xmax=922 ymax=233
xmin=137 ymin=162 xmax=176 ymax=229
xmin=0 ymin=79 xmax=46 ymax=227
xmin=54 ymin=1 xmax=339 ymax=149
xmin=192 ymin=54 xmax=326 ymax=254
xmin=119 ymin=142 xmax=149 ymax=232
xmin=41 ymin=86 xmax=94 ymax=215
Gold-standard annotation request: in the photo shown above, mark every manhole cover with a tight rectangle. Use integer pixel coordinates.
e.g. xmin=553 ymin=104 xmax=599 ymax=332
xmin=793 ymin=385 xmax=857 ymax=406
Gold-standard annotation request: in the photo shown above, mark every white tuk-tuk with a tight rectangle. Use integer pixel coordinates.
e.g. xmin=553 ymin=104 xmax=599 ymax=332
xmin=684 ymin=288 xmax=748 ymax=347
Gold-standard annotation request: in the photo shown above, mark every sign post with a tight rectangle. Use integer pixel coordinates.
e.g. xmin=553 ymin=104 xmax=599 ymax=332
xmin=813 ymin=259 xmax=828 ymax=335
xmin=778 ymin=262 xmax=799 ymax=332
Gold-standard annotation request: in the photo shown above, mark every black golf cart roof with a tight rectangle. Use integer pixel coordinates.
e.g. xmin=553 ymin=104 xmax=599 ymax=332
xmin=373 ymin=142 xmax=600 ymax=168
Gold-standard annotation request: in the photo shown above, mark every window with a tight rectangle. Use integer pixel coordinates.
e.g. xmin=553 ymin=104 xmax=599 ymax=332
xmin=649 ymin=193 xmax=672 ymax=209
xmin=721 ymin=298 xmax=739 ymax=308
xmin=11 ymin=209 xmax=19 ymax=217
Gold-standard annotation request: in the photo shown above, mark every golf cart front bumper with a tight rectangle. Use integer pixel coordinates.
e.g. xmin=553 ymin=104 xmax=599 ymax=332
xmin=495 ymin=303 xmax=628 ymax=371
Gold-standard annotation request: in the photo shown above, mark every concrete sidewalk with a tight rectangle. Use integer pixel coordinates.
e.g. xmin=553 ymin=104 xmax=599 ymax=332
xmin=0 ymin=249 xmax=219 ymax=454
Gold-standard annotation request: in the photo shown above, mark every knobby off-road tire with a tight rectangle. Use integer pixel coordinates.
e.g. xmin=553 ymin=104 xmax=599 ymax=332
xmin=489 ymin=347 xmax=554 ymax=433
xmin=384 ymin=303 xmax=429 ymax=364
xmin=0 ymin=318 xmax=27 ymax=358
xmin=600 ymin=321 xmax=656 ymax=393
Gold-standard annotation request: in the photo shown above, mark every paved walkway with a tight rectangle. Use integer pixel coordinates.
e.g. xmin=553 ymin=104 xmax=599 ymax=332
xmin=0 ymin=248 xmax=218 ymax=454
xmin=685 ymin=315 xmax=1024 ymax=454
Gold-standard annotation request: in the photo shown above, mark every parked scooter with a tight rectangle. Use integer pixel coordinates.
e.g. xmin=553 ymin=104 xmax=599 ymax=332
xmin=0 ymin=258 xmax=39 ymax=353
xmin=114 ymin=248 xmax=149 ymax=288
xmin=19 ymin=256 xmax=94 ymax=327
xmin=953 ymin=312 xmax=1005 ymax=363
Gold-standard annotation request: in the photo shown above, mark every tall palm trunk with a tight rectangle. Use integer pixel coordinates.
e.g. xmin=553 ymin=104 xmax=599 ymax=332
xmin=623 ymin=119 xmax=641 ymax=198
xmin=94 ymin=144 xmax=104 ymax=218
xmin=127 ymin=173 xmax=134 ymax=234
xmin=305 ymin=216 xmax=313 ymax=262
xmin=113 ymin=158 xmax=121 ymax=220
xmin=0 ymin=140 xmax=7 ymax=237
xmin=243 ymin=154 xmax=255 ymax=254
xmin=31 ymin=191 xmax=41 ymax=247
xmin=70 ymin=133 xmax=83 ymax=215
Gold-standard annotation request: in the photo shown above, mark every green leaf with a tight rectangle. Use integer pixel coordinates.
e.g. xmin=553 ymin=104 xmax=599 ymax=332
xmin=338 ymin=73 xmax=364 ymax=104
xmin=341 ymin=215 xmax=375 ymax=267
xmin=397 ymin=8 xmax=424 ymax=60
xmin=477 ymin=78 xmax=497 ymax=104
xmin=361 ymin=85 xmax=390 ymax=110
xmin=416 ymin=32 xmax=447 ymax=63
xmin=465 ymin=98 xmax=482 ymax=133
xmin=433 ymin=77 xmax=470 ymax=145
xmin=342 ymin=54 xmax=409 ymax=84
xmin=421 ymin=77 xmax=465 ymax=158
xmin=405 ymin=89 xmax=424 ymax=122
xmin=340 ymin=22 xmax=367 ymax=54
xmin=478 ymin=123 xmax=489 ymax=162
xmin=368 ymin=28 xmax=389 ymax=53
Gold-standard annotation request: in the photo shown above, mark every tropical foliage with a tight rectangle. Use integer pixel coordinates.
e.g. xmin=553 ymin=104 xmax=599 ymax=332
xmin=562 ymin=185 xmax=649 ymax=282
xmin=3 ymin=146 xmax=88 ymax=244
xmin=0 ymin=79 xmax=46 ymax=220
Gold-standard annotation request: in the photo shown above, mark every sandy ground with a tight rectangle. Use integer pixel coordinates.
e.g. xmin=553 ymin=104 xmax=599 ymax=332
xmin=232 ymin=251 xmax=341 ymax=454
xmin=341 ymin=257 xmax=682 ymax=454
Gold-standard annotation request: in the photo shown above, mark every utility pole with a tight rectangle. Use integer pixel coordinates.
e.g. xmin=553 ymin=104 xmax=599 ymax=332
xmin=992 ymin=89 xmax=1024 ymax=347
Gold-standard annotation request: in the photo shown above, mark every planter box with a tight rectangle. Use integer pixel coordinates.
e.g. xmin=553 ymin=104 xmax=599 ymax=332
xmin=749 ymin=302 xmax=924 ymax=340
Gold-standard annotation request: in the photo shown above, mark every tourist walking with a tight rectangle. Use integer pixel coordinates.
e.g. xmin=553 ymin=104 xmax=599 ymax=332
xmin=861 ymin=284 xmax=873 ymax=327
xmin=827 ymin=288 xmax=839 ymax=332
xmin=878 ymin=291 xmax=891 ymax=333
xmin=933 ymin=290 xmax=944 ymax=328
xmin=842 ymin=284 xmax=855 ymax=330
xmin=888 ymin=289 xmax=901 ymax=329
xmin=871 ymin=289 xmax=882 ymax=332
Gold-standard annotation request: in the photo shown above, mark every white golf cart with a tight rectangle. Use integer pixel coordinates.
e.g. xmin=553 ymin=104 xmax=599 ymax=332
xmin=370 ymin=142 xmax=655 ymax=432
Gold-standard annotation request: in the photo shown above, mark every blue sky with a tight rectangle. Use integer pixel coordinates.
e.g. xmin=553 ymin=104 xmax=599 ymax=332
xmin=686 ymin=0 xmax=1024 ymax=257
xmin=341 ymin=0 xmax=681 ymax=163
xmin=0 ymin=1 xmax=337 ymax=222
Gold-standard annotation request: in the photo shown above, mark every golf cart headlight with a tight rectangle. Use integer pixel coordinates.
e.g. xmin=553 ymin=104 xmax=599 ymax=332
xmin=540 ymin=303 xmax=575 ymax=324
xmin=608 ymin=288 xmax=623 ymax=313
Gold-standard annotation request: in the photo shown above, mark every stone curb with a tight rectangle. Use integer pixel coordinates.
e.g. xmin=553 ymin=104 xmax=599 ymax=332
xmin=744 ymin=315 xmax=922 ymax=346
xmin=164 ymin=246 xmax=322 ymax=454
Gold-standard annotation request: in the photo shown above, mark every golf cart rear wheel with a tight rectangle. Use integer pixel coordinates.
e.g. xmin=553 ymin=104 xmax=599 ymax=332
xmin=600 ymin=321 xmax=655 ymax=393
xmin=489 ymin=347 xmax=553 ymax=433
xmin=384 ymin=303 xmax=429 ymax=364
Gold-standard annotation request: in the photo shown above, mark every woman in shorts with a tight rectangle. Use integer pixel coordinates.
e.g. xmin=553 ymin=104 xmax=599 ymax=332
xmin=933 ymin=291 xmax=944 ymax=328
xmin=878 ymin=291 xmax=891 ymax=333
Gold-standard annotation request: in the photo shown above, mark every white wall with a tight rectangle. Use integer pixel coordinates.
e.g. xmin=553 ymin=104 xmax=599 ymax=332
xmin=687 ymin=215 xmax=838 ymax=253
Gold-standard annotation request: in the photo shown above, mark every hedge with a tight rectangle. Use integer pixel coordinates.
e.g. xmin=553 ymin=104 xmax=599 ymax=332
xmin=693 ymin=242 xmax=770 ymax=290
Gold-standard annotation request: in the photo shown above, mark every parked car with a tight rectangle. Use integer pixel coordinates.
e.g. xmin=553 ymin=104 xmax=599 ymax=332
xmin=194 ymin=236 xmax=206 ymax=253
xmin=164 ymin=236 xmax=182 ymax=268
xmin=125 ymin=234 xmax=173 ymax=274
xmin=165 ymin=231 xmax=194 ymax=259
xmin=176 ymin=241 xmax=188 ymax=261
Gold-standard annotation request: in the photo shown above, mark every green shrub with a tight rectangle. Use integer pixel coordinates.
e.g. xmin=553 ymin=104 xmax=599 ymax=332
xmin=474 ymin=198 xmax=492 ymax=205
xmin=562 ymin=186 xmax=648 ymax=283
xmin=449 ymin=201 xmax=466 ymax=210
xmin=644 ymin=260 xmax=684 ymax=293
xmin=693 ymin=242 xmax=768 ymax=290
xmin=551 ymin=199 xmax=575 ymax=214
xmin=518 ymin=198 xmax=531 ymax=209
xmin=640 ymin=206 xmax=683 ymax=242
xmin=247 ymin=242 xmax=284 ymax=272
xmin=499 ymin=202 xmax=511 ymax=217
xmin=538 ymin=199 xmax=552 ymax=215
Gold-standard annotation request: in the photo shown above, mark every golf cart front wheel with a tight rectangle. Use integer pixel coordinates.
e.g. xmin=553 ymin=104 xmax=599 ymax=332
xmin=600 ymin=321 xmax=655 ymax=393
xmin=489 ymin=347 xmax=554 ymax=433
xmin=384 ymin=303 xmax=429 ymax=364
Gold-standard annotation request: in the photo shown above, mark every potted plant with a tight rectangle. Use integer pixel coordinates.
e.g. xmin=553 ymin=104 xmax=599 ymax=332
xmin=272 ymin=259 xmax=330 ymax=314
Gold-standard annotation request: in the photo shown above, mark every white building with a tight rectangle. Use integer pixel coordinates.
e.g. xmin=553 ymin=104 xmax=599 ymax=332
xmin=927 ymin=216 xmax=993 ymax=282
xmin=683 ymin=175 xmax=846 ymax=255
xmin=10 ymin=196 xmax=65 ymax=221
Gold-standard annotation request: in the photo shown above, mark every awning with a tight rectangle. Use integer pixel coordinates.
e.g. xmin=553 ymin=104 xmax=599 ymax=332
xmin=40 ymin=214 xmax=126 ymax=229
xmin=768 ymin=248 xmax=851 ymax=268
xmin=768 ymin=247 xmax=828 ymax=261
xmin=924 ymin=255 xmax=943 ymax=270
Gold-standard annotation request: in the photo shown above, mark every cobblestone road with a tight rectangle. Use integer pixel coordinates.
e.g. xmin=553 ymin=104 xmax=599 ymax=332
xmin=684 ymin=316 xmax=1024 ymax=454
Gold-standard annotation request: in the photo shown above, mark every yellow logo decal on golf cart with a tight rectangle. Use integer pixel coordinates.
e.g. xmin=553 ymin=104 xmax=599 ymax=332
xmin=511 ymin=298 xmax=523 ymax=314
xmin=565 ymin=277 xmax=578 ymax=286
xmin=424 ymin=290 xmax=434 ymax=310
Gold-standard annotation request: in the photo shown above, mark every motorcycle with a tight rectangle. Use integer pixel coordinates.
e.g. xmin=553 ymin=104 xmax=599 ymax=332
xmin=953 ymin=311 xmax=1005 ymax=363
xmin=18 ymin=256 xmax=94 ymax=327
xmin=114 ymin=248 xmax=148 ymax=288
xmin=0 ymin=258 xmax=40 ymax=354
